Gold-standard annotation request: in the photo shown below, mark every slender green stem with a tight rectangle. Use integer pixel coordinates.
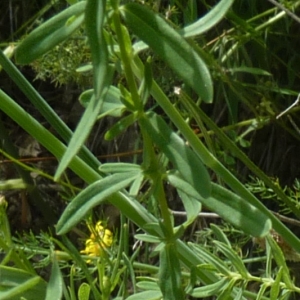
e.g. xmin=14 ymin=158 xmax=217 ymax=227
xmin=153 ymin=176 xmax=173 ymax=239
xmin=140 ymin=123 xmax=173 ymax=238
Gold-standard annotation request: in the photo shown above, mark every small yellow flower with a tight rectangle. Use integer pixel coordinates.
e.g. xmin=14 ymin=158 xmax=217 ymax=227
xmin=81 ymin=221 xmax=113 ymax=259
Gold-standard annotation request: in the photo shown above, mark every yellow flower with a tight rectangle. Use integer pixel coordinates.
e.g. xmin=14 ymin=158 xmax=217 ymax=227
xmin=81 ymin=221 xmax=113 ymax=259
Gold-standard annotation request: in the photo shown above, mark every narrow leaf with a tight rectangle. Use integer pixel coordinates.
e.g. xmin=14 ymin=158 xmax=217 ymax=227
xmin=105 ymin=113 xmax=137 ymax=140
xmin=213 ymin=241 xmax=249 ymax=279
xmin=167 ymin=171 xmax=201 ymax=227
xmin=210 ymin=224 xmax=231 ymax=247
xmin=216 ymin=278 xmax=236 ymax=300
xmin=134 ymin=234 xmax=161 ymax=243
xmin=136 ymin=281 xmax=160 ymax=291
xmin=99 ymin=163 xmax=142 ymax=174
xmin=15 ymin=2 xmax=85 ymax=64
xmin=227 ymin=67 xmax=272 ymax=76
xmin=266 ymin=235 xmax=294 ymax=289
xmin=205 ymin=183 xmax=271 ymax=237
xmin=256 ymin=283 xmax=268 ymax=300
xmin=45 ymin=255 xmax=63 ymax=300
xmin=270 ymin=267 xmax=283 ymax=300
xmin=78 ymin=283 xmax=91 ymax=300
xmin=0 ymin=266 xmax=46 ymax=300
xmin=126 ymin=290 xmax=162 ymax=300
xmin=190 ymin=278 xmax=228 ymax=298
xmin=79 ymin=86 xmax=125 ymax=117
xmin=56 ymin=171 xmax=140 ymax=235
xmin=180 ymin=0 xmax=235 ymax=37
xmin=189 ymin=243 xmax=231 ymax=276
xmin=54 ymin=0 xmax=109 ymax=180
xmin=121 ymin=3 xmax=213 ymax=102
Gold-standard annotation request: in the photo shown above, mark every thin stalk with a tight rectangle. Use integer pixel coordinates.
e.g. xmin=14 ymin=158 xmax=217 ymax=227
xmin=152 ymin=176 xmax=173 ymax=239
xmin=140 ymin=124 xmax=173 ymax=238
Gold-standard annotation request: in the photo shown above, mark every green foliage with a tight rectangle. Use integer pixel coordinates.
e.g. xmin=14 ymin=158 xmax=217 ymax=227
xmin=1 ymin=0 xmax=300 ymax=299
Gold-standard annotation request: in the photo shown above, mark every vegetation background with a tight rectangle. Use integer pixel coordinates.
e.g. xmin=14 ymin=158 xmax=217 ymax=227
xmin=1 ymin=0 xmax=300 ymax=299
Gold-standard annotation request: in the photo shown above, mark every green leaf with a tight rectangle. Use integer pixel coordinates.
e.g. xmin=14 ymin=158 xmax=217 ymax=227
xmin=54 ymin=0 xmax=110 ymax=180
xmin=99 ymin=162 xmax=142 ymax=174
xmin=133 ymin=0 xmax=234 ymax=53
xmin=213 ymin=241 xmax=249 ymax=279
xmin=15 ymin=2 xmax=85 ymax=64
xmin=0 ymin=197 xmax=12 ymax=247
xmin=177 ymin=189 xmax=201 ymax=228
xmin=189 ymin=243 xmax=231 ymax=276
xmin=139 ymin=57 xmax=153 ymax=105
xmin=180 ymin=0 xmax=235 ymax=37
xmin=266 ymin=235 xmax=294 ymax=289
xmin=190 ymin=278 xmax=228 ymax=298
xmin=216 ymin=278 xmax=236 ymax=300
xmin=134 ymin=234 xmax=161 ymax=243
xmin=79 ymin=86 xmax=126 ymax=117
xmin=56 ymin=171 xmax=141 ymax=235
xmin=210 ymin=224 xmax=231 ymax=247
xmin=126 ymin=290 xmax=162 ymax=300
xmin=204 ymin=183 xmax=271 ymax=237
xmin=256 ymin=283 xmax=268 ymax=300
xmin=129 ymin=175 xmax=144 ymax=196
xmin=119 ymin=84 xmax=137 ymax=111
xmin=0 ymin=179 xmax=27 ymax=190
xmin=167 ymin=171 xmax=201 ymax=227
xmin=158 ymin=243 xmax=185 ymax=300
xmin=227 ymin=67 xmax=272 ymax=76
xmin=121 ymin=3 xmax=213 ymax=102
xmin=140 ymin=112 xmax=211 ymax=199
xmin=270 ymin=267 xmax=283 ymax=300
xmin=136 ymin=281 xmax=160 ymax=291
xmin=104 ymin=113 xmax=137 ymax=140
xmin=78 ymin=283 xmax=91 ymax=300
xmin=45 ymin=254 xmax=63 ymax=300
xmin=0 ymin=266 xmax=47 ymax=300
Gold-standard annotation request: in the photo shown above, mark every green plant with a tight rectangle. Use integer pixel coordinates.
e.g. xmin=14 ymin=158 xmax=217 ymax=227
xmin=1 ymin=0 xmax=300 ymax=299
